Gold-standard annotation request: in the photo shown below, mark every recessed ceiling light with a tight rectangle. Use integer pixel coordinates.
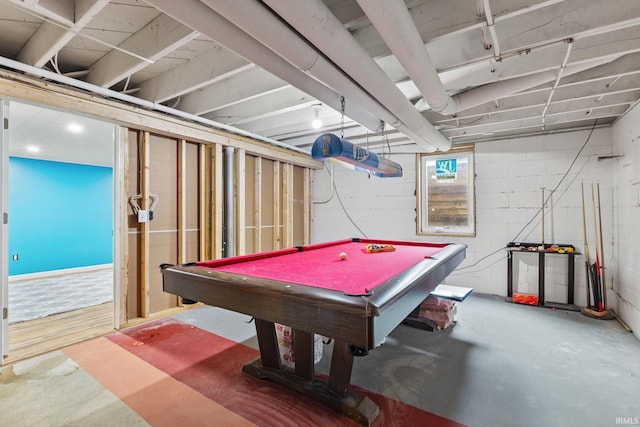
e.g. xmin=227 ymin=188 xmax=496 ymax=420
xmin=26 ymin=145 xmax=40 ymax=153
xmin=66 ymin=123 xmax=84 ymax=133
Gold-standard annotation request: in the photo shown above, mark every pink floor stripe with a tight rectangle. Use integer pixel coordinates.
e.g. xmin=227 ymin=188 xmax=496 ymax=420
xmin=63 ymin=336 xmax=255 ymax=427
xmin=107 ymin=317 xmax=466 ymax=427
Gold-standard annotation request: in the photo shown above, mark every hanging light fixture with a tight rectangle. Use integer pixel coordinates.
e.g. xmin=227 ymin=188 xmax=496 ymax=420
xmin=311 ymin=133 xmax=403 ymax=178
xmin=311 ymin=104 xmax=322 ymax=129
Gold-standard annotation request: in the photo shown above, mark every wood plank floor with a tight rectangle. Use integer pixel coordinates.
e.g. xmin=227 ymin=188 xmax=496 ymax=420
xmin=5 ymin=302 xmax=114 ymax=364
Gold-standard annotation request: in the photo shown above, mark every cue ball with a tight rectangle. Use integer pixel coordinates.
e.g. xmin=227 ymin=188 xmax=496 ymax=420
xmin=339 ymin=252 xmax=347 ymax=260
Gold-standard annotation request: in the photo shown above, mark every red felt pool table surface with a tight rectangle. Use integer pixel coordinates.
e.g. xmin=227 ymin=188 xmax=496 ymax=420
xmin=195 ymin=239 xmax=448 ymax=296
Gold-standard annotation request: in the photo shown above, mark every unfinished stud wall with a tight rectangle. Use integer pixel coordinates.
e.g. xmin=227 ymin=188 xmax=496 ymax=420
xmin=202 ymin=143 xmax=224 ymax=260
xmin=181 ymin=140 xmax=202 ymax=263
xmin=148 ymin=133 xmax=180 ymax=314
xmin=126 ymin=129 xmax=141 ymax=320
xmin=0 ymin=72 xmax=319 ymax=328
xmin=261 ymin=158 xmax=276 ymax=251
xmin=125 ymin=137 xmax=312 ymax=323
xmin=238 ymin=153 xmax=311 ymax=255
xmin=125 ymin=131 xmax=203 ymax=320
xmin=292 ymin=166 xmax=311 ymax=247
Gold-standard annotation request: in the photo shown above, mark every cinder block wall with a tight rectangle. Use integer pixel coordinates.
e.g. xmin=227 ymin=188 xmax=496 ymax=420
xmin=312 ymin=127 xmax=614 ymax=308
xmin=612 ymin=102 xmax=640 ymax=337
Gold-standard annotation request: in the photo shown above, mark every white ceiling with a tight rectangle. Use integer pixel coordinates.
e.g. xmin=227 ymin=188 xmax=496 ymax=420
xmin=1 ymin=0 xmax=640 ymax=158
xmin=8 ymin=101 xmax=115 ymax=167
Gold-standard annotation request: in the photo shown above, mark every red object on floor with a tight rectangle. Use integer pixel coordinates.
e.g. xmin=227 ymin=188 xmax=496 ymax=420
xmin=512 ymin=293 xmax=539 ymax=305
xmin=107 ymin=317 xmax=466 ymax=427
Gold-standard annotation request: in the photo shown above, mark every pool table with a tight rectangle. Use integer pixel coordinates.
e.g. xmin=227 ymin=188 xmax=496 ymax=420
xmin=161 ymin=238 xmax=466 ymax=426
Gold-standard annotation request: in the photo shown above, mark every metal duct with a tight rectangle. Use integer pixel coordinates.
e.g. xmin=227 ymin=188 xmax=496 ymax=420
xmin=145 ymin=0 xmax=382 ymax=132
xmin=262 ymin=0 xmax=451 ymax=151
xmin=199 ymin=0 xmax=435 ymax=151
xmin=355 ymin=0 xmax=454 ymax=114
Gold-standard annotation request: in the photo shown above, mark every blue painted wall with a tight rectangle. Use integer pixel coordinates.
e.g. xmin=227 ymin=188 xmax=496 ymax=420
xmin=8 ymin=157 xmax=113 ymax=275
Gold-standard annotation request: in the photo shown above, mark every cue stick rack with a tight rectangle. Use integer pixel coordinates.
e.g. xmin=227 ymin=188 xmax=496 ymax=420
xmin=505 ymin=242 xmax=580 ymax=311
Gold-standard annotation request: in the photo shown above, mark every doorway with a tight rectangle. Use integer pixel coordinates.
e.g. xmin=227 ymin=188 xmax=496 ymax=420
xmin=1 ymin=100 xmax=117 ymax=363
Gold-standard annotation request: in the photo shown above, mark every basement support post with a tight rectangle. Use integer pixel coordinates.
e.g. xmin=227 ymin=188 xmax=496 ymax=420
xmin=224 ymin=146 xmax=235 ymax=258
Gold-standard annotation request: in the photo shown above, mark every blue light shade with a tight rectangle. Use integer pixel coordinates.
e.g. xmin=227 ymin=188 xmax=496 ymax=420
xmin=311 ymin=133 xmax=403 ymax=178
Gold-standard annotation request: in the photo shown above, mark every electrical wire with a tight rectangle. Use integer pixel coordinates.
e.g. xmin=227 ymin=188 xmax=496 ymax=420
xmin=380 ymin=122 xmax=393 ymax=159
xmin=333 ymin=95 xmax=371 ymax=218
xmin=456 ymin=247 xmax=506 ymax=271
xmin=458 ymin=119 xmax=599 ymax=272
xmin=48 ymin=53 xmax=61 ymax=74
xmin=333 ymin=182 xmax=368 ymax=238
xmin=511 ymin=119 xmax=598 ymax=243
xmin=329 ymin=164 xmax=368 ymax=238
xmin=319 ymin=119 xmax=599 ymax=266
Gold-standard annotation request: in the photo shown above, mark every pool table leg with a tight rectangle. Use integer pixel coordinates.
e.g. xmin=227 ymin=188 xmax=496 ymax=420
xmin=328 ymin=340 xmax=354 ymax=396
xmin=293 ymin=329 xmax=314 ymax=380
xmin=325 ymin=339 xmax=379 ymax=425
xmin=253 ymin=318 xmax=281 ymax=369
xmin=242 ymin=324 xmax=380 ymax=426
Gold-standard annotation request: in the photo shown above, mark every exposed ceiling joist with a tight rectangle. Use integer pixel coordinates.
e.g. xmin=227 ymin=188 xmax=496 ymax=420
xmin=1 ymin=0 xmax=639 ymax=159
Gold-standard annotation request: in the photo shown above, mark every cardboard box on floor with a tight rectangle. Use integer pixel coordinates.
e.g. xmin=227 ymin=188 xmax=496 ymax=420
xmin=403 ymin=284 xmax=473 ymax=331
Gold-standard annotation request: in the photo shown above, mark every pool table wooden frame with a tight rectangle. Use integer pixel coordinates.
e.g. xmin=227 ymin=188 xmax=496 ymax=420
xmin=161 ymin=238 xmax=466 ymax=425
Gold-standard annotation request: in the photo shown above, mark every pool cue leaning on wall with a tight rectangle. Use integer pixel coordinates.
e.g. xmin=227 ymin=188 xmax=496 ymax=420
xmin=591 ymin=182 xmax=603 ymax=312
xmin=596 ymin=182 xmax=608 ymax=310
xmin=580 ymin=181 xmax=595 ymax=309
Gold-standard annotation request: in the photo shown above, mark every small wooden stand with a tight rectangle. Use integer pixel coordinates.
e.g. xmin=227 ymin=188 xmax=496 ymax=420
xmin=506 ymin=242 xmax=580 ymax=311
xmin=581 ymin=306 xmax=615 ymax=320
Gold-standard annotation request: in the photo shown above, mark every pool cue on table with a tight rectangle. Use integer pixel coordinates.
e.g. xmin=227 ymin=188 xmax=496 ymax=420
xmin=580 ymin=181 xmax=593 ymax=309
xmin=596 ymin=182 xmax=608 ymax=310
xmin=591 ymin=182 xmax=603 ymax=311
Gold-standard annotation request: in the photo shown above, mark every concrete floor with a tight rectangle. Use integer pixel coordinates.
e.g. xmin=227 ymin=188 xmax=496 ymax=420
xmin=340 ymin=294 xmax=640 ymax=427
xmin=2 ymin=293 xmax=639 ymax=426
xmin=176 ymin=293 xmax=640 ymax=427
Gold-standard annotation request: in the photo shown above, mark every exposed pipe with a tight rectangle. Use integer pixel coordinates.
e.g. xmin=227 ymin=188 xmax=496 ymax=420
xmin=455 ymin=59 xmax=605 ymax=112
xmin=355 ymin=0 xmax=455 ymax=114
xmin=541 ymin=40 xmax=574 ymax=129
xmin=0 ymin=55 xmax=313 ymax=155
xmin=262 ymin=0 xmax=451 ymax=152
xmin=145 ymin=0 xmax=382 ymax=134
xmin=224 ymin=146 xmax=235 ymax=257
xmin=199 ymin=0 xmax=438 ymax=152
xmin=481 ymin=0 xmax=501 ymax=58
xmin=435 ymin=35 xmax=589 ymax=80
xmin=414 ymin=55 xmax=618 ymax=113
xmin=358 ymin=0 xmax=614 ymax=116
